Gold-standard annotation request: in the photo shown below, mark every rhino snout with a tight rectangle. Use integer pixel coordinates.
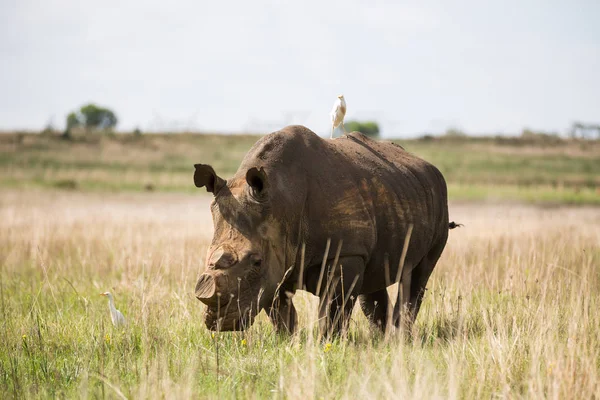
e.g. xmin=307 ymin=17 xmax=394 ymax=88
xmin=195 ymin=273 xmax=217 ymax=302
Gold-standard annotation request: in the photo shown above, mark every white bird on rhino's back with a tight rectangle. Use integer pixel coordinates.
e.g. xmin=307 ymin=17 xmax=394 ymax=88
xmin=330 ymin=94 xmax=347 ymax=139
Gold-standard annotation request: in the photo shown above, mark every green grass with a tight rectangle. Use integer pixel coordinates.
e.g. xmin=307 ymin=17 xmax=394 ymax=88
xmin=1 ymin=191 xmax=599 ymax=398
xmin=1 ymin=132 xmax=599 ymax=204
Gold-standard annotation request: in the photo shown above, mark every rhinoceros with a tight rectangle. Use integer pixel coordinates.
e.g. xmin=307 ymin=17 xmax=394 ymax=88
xmin=194 ymin=125 xmax=456 ymax=336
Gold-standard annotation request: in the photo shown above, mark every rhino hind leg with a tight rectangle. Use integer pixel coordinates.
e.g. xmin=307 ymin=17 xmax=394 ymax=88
xmin=359 ymin=290 xmax=390 ymax=333
xmin=393 ymin=238 xmax=448 ymax=333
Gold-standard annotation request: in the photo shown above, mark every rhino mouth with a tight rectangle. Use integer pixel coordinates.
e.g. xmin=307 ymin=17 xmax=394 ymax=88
xmin=204 ymin=302 xmax=256 ymax=331
xmin=197 ymin=258 xmax=268 ymax=331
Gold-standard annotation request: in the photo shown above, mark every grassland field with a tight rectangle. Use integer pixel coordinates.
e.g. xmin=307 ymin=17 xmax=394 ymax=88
xmin=1 ymin=131 xmax=599 ymax=398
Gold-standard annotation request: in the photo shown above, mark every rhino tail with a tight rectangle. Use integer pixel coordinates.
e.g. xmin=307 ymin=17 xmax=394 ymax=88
xmin=449 ymin=221 xmax=463 ymax=230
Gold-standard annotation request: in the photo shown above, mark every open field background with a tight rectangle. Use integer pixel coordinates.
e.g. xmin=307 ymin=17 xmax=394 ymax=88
xmin=1 ymin=132 xmax=599 ymax=204
xmin=1 ymin=190 xmax=599 ymax=399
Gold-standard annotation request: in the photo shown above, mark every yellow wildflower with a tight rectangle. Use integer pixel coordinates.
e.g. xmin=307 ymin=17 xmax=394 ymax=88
xmin=22 ymin=334 xmax=27 ymax=340
xmin=324 ymin=343 xmax=332 ymax=353
xmin=105 ymin=334 xmax=111 ymax=344
xmin=241 ymin=339 xmax=247 ymax=346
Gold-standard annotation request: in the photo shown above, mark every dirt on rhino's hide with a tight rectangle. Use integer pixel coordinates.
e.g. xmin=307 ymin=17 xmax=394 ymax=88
xmin=194 ymin=125 xmax=457 ymax=336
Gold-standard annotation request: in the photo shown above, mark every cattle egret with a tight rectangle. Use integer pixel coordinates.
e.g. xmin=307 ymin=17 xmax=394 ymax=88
xmin=100 ymin=292 xmax=126 ymax=327
xmin=330 ymin=94 xmax=347 ymax=139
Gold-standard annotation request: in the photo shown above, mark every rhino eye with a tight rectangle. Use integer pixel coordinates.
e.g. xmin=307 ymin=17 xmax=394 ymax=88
xmin=250 ymin=255 xmax=262 ymax=268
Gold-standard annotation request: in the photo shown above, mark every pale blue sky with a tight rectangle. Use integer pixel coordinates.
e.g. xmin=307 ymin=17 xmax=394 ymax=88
xmin=1 ymin=0 xmax=599 ymax=137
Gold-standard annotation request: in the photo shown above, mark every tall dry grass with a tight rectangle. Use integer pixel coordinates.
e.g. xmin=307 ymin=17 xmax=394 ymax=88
xmin=1 ymin=190 xmax=599 ymax=398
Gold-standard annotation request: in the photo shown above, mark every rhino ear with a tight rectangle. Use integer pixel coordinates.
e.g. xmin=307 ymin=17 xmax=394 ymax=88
xmin=194 ymin=164 xmax=225 ymax=194
xmin=246 ymin=167 xmax=268 ymax=198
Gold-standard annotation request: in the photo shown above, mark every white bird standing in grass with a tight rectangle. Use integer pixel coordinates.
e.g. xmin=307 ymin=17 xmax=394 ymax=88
xmin=330 ymin=94 xmax=347 ymax=139
xmin=100 ymin=292 xmax=126 ymax=327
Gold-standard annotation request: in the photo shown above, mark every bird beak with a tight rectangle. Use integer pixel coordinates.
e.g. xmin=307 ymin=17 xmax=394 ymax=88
xmin=337 ymin=95 xmax=343 ymax=99
xmin=100 ymin=293 xmax=105 ymax=296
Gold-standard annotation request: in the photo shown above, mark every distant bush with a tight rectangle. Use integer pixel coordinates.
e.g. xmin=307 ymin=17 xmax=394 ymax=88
xmin=66 ymin=103 xmax=118 ymax=132
xmin=444 ymin=128 xmax=467 ymax=138
xmin=61 ymin=129 xmax=72 ymax=141
xmin=54 ymin=179 xmax=78 ymax=190
xmin=41 ymin=123 xmax=56 ymax=136
xmin=520 ymin=128 xmax=562 ymax=145
xmin=345 ymin=120 xmax=380 ymax=137
xmin=418 ymin=134 xmax=435 ymax=141
xmin=521 ymin=128 xmax=559 ymax=140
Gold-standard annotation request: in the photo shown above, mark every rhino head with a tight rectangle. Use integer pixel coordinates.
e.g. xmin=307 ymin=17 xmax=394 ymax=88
xmin=193 ymin=162 xmax=300 ymax=331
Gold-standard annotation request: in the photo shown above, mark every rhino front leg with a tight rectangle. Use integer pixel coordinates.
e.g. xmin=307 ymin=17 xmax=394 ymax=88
xmin=317 ymin=256 xmax=364 ymax=338
xmin=268 ymin=290 xmax=297 ymax=334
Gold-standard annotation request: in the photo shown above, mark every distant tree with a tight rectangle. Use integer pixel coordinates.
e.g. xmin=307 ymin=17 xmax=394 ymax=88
xmin=345 ymin=120 xmax=380 ymax=137
xmin=570 ymin=122 xmax=600 ymax=139
xmin=65 ymin=103 xmax=118 ymax=132
xmin=66 ymin=112 xmax=80 ymax=130
xmin=80 ymin=104 xmax=117 ymax=129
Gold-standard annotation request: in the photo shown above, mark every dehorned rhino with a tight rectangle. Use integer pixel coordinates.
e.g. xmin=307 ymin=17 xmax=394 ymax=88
xmin=194 ymin=125 xmax=457 ymax=336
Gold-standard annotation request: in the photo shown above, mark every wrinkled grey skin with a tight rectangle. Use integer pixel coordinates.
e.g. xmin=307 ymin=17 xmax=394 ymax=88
xmin=194 ymin=125 xmax=451 ymax=336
